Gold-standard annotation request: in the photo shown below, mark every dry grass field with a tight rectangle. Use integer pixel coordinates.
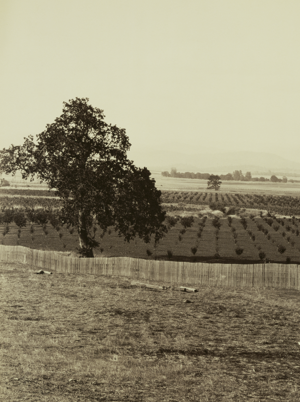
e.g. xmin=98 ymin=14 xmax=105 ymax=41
xmin=1 ymin=176 xmax=300 ymax=400
xmin=1 ymin=262 xmax=300 ymax=401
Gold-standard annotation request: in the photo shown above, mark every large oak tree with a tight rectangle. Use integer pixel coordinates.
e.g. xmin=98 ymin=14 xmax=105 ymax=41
xmin=0 ymin=98 xmax=166 ymax=257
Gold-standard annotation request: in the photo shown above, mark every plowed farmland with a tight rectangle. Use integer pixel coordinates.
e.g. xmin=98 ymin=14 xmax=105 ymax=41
xmin=2 ymin=188 xmax=300 ymax=216
xmin=1 ymin=189 xmax=300 ymax=263
xmin=1 ymin=215 xmax=300 ymax=263
xmin=161 ymin=191 xmax=300 ymax=217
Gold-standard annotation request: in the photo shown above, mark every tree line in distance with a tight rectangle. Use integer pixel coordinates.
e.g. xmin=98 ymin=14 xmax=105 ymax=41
xmin=161 ymin=169 xmax=299 ymax=183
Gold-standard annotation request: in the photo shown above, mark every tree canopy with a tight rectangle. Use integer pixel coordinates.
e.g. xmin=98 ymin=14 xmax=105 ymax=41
xmin=0 ymin=98 xmax=166 ymax=257
xmin=270 ymin=175 xmax=281 ymax=183
xmin=207 ymin=174 xmax=222 ymax=191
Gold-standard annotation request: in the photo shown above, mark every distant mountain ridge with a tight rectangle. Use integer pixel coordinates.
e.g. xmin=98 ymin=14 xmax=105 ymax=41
xmin=128 ymin=149 xmax=300 ymax=175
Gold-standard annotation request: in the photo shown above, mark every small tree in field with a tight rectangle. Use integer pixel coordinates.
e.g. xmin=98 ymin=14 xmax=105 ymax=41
xmin=180 ymin=216 xmax=194 ymax=229
xmin=191 ymin=247 xmax=197 ymax=256
xmin=259 ymin=251 xmax=266 ymax=261
xmin=207 ymin=175 xmax=222 ymax=191
xmin=0 ymin=98 xmax=167 ymax=257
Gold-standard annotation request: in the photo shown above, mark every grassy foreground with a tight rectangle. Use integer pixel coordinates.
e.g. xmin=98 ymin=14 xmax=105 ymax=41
xmin=1 ymin=263 xmax=300 ymax=401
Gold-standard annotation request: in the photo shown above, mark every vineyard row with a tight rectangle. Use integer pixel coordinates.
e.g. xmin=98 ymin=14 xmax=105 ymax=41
xmin=161 ymin=191 xmax=300 ymax=216
xmin=1 ymin=190 xmax=300 ymax=216
xmin=1 ymin=210 xmax=300 ymax=263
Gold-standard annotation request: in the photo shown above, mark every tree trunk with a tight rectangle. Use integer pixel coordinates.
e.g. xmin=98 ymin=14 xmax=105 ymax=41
xmin=78 ymin=211 xmax=94 ymax=258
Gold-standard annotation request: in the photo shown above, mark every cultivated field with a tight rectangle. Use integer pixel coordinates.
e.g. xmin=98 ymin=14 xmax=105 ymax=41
xmin=1 ymin=187 xmax=300 ymax=216
xmin=1 ymin=262 xmax=300 ymax=401
xmin=1 ymin=215 xmax=300 ymax=263
xmin=161 ymin=191 xmax=300 ymax=216
xmin=1 ymin=187 xmax=300 ymax=263
xmin=151 ymin=172 xmax=300 ymax=196
xmin=5 ymin=171 xmax=300 ymax=196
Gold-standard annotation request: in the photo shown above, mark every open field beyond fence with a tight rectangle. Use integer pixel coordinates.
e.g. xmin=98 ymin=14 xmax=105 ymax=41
xmin=1 ymin=245 xmax=300 ymax=290
xmin=1 ymin=214 xmax=300 ymax=263
xmin=2 ymin=186 xmax=300 ymax=216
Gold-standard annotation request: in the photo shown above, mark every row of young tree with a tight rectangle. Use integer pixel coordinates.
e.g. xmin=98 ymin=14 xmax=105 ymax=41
xmin=161 ymin=169 xmax=289 ymax=183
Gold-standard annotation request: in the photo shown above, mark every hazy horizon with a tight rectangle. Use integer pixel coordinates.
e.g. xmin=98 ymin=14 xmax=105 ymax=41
xmin=1 ymin=1 xmax=300 ymax=166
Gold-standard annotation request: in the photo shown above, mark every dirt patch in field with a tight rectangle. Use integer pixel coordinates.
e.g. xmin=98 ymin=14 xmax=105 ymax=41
xmin=0 ymin=262 xmax=300 ymax=401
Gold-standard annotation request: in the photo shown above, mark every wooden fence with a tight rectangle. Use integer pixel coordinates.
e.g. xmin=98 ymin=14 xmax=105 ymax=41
xmin=0 ymin=245 xmax=299 ymax=290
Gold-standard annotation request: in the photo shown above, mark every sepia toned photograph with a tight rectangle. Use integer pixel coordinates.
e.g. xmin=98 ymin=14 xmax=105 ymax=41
xmin=0 ymin=1 xmax=300 ymax=400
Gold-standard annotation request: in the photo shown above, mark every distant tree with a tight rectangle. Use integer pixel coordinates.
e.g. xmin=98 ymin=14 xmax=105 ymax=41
xmin=245 ymin=172 xmax=252 ymax=181
xmin=196 ymin=172 xmax=210 ymax=180
xmin=239 ymin=171 xmax=245 ymax=181
xmin=170 ymin=168 xmax=177 ymax=177
xmin=270 ymin=175 xmax=281 ymax=182
xmin=161 ymin=171 xmax=170 ymax=177
xmin=220 ymin=173 xmax=233 ymax=181
xmin=0 ymin=98 xmax=167 ymax=257
xmin=233 ymin=170 xmax=241 ymax=181
xmin=282 ymin=176 xmax=287 ymax=183
xmin=224 ymin=173 xmax=233 ymax=180
xmin=0 ymin=178 xmax=10 ymax=186
xmin=207 ymin=174 xmax=222 ymax=191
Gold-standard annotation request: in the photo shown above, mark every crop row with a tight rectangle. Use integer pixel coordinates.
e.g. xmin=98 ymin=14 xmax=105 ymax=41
xmin=1 ymin=209 xmax=300 ymax=263
xmin=0 ymin=188 xmax=56 ymax=197
xmin=0 ymin=196 xmax=61 ymax=210
xmin=159 ymin=215 xmax=300 ymax=263
xmin=161 ymin=191 xmax=300 ymax=216
xmin=1 ymin=190 xmax=300 ymax=216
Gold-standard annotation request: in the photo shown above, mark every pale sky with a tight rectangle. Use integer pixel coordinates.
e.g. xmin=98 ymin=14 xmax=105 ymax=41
xmin=1 ymin=0 xmax=300 ymax=165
